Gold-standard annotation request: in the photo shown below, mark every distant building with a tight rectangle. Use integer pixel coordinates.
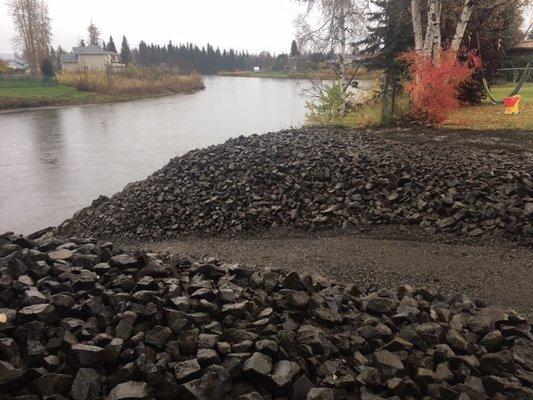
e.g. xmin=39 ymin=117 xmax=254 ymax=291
xmin=505 ymin=39 xmax=533 ymax=69
xmin=60 ymin=44 xmax=124 ymax=72
xmin=253 ymin=66 xmax=261 ymax=72
xmin=0 ymin=53 xmax=29 ymax=71
xmin=288 ymin=55 xmax=313 ymax=71
xmin=508 ymin=39 xmax=533 ymax=58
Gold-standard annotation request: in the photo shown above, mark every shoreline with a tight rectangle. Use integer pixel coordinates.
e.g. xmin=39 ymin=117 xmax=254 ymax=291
xmin=0 ymin=87 xmax=204 ymax=113
xmin=217 ymin=70 xmax=382 ymax=81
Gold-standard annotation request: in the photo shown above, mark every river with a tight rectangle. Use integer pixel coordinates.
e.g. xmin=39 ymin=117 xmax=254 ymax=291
xmin=1 ymin=76 xmax=313 ymax=234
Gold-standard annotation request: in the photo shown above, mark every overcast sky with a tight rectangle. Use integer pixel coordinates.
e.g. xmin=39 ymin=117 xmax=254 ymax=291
xmin=0 ymin=0 xmax=306 ymax=54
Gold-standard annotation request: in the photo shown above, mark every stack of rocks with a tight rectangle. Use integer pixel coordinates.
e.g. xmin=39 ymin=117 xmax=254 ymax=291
xmin=57 ymin=128 xmax=533 ymax=243
xmin=1 ymin=232 xmax=532 ymax=399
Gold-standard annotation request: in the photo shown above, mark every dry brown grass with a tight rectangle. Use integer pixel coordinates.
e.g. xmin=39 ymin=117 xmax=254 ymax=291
xmin=58 ymin=69 xmax=204 ymax=95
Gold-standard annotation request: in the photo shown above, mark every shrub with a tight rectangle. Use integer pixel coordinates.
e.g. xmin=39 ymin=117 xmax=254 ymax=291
xmin=401 ymin=50 xmax=480 ymax=124
xmin=307 ymin=83 xmax=345 ymax=124
xmin=58 ymin=67 xmax=204 ymax=95
xmin=40 ymin=58 xmax=55 ymax=77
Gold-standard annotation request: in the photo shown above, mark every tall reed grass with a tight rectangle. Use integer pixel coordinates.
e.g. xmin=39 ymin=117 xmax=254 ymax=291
xmin=58 ymin=68 xmax=204 ymax=95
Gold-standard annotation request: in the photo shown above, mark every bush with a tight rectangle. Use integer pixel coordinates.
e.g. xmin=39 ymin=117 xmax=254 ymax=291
xmin=401 ymin=50 xmax=480 ymax=124
xmin=307 ymin=83 xmax=345 ymax=124
xmin=40 ymin=58 xmax=55 ymax=77
xmin=58 ymin=67 xmax=204 ymax=95
xmin=307 ymin=82 xmax=410 ymax=127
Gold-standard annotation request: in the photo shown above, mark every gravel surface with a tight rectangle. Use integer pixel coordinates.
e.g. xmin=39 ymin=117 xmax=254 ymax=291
xmin=140 ymin=227 xmax=533 ymax=315
xmin=1 ymin=232 xmax=532 ymax=400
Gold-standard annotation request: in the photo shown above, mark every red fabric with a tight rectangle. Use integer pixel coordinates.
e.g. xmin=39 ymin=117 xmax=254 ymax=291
xmin=503 ymin=97 xmax=519 ymax=107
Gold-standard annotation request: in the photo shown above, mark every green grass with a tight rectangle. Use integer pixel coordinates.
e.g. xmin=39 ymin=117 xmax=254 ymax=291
xmin=0 ymin=80 xmax=185 ymax=110
xmin=444 ymin=83 xmax=533 ymax=131
xmin=0 ymin=81 xmax=93 ymax=110
xmin=0 ymin=82 xmax=90 ymax=100
xmin=485 ymin=83 xmax=533 ymax=103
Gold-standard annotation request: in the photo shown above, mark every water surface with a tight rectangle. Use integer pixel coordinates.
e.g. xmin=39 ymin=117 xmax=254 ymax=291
xmin=0 ymin=76 xmax=311 ymax=233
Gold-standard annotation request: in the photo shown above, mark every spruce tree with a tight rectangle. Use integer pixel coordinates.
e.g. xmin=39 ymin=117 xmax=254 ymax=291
xmin=290 ymin=40 xmax=299 ymax=57
xmin=107 ymin=36 xmax=117 ymax=53
xmin=362 ymin=0 xmax=413 ymax=73
xmin=120 ymin=35 xmax=130 ymax=63
xmin=79 ymin=39 xmax=86 ymax=48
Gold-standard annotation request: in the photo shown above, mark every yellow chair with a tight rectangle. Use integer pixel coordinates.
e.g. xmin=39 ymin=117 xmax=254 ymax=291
xmin=503 ymin=95 xmax=521 ymax=115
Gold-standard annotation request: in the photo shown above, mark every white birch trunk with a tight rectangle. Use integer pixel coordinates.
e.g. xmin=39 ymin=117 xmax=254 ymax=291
xmin=423 ymin=0 xmax=442 ymax=62
xmin=338 ymin=2 xmax=349 ymax=115
xmin=451 ymin=0 xmax=476 ymax=51
xmin=411 ymin=0 xmax=424 ymax=53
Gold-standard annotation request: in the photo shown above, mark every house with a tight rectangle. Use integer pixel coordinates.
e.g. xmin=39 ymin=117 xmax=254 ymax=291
xmin=60 ymin=44 xmax=124 ymax=72
xmin=288 ymin=55 xmax=313 ymax=71
xmin=505 ymin=39 xmax=533 ymax=70
xmin=0 ymin=53 xmax=29 ymax=71
xmin=508 ymin=39 xmax=533 ymax=58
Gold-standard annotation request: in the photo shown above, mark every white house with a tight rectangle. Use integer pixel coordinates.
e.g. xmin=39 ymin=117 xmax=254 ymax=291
xmin=0 ymin=53 xmax=29 ymax=71
xmin=60 ymin=44 xmax=124 ymax=72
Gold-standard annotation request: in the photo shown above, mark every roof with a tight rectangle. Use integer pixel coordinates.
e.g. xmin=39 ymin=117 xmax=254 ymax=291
xmin=72 ymin=44 xmax=114 ymax=55
xmin=60 ymin=44 xmax=117 ymax=64
xmin=0 ymin=53 xmax=15 ymax=61
xmin=60 ymin=53 xmax=77 ymax=63
xmin=511 ymin=40 xmax=533 ymax=50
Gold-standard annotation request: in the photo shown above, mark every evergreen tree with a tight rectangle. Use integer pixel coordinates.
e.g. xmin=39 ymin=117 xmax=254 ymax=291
xmin=290 ymin=40 xmax=300 ymax=57
xmin=362 ymin=0 xmax=413 ymax=73
xmin=79 ymin=39 xmax=86 ymax=47
xmin=102 ymin=41 xmax=107 ymax=51
xmin=107 ymin=36 xmax=117 ymax=53
xmin=120 ymin=35 xmax=131 ymax=63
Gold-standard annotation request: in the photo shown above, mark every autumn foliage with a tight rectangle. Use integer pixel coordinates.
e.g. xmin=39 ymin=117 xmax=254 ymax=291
xmin=402 ymin=50 xmax=481 ymax=124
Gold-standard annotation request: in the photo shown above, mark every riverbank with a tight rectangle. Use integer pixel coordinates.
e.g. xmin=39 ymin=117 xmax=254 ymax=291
xmin=0 ymin=73 xmax=205 ymax=111
xmin=0 ymin=89 xmax=200 ymax=112
xmin=218 ymin=69 xmax=382 ymax=81
xmin=218 ymin=69 xmax=336 ymax=80
xmin=315 ymin=83 xmax=533 ymax=131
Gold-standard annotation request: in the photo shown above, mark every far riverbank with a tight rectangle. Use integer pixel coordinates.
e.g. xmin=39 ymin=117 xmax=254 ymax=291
xmin=218 ymin=69 xmax=382 ymax=81
xmin=0 ymin=72 xmax=205 ymax=111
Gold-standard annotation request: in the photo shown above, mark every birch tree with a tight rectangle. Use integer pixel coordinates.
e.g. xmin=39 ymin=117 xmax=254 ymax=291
xmin=296 ymin=0 xmax=369 ymax=110
xmin=7 ymin=0 xmax=51 ymax=75
xmin=88 ymin=22 xmax=100 ymax=46
xmin=411 ymin=0 xmax=479 ymax=62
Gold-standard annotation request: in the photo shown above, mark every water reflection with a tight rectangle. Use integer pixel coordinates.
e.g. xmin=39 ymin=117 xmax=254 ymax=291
xmin=0 ymin=76 xmax=311 ymax=233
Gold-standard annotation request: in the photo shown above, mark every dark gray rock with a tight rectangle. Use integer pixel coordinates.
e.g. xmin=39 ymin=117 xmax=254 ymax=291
xmin=108 ymin=381 xmax=150 ymax=400
xmin=175 ymin=358 xmax=202 ymax=382
xmin=71 ymin=344 xmax=104 ymax=367
xmin=243 ymin=352 xmax=272 ymax=376
xmin=270 ymin=360 xmax=300 ymax=389
xmin=70 ymin=368 xmax=102 ymax=400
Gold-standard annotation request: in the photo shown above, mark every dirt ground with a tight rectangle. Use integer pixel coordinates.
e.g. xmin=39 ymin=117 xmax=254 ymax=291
xmin=136 ymin=227 xmax=533 ymax=316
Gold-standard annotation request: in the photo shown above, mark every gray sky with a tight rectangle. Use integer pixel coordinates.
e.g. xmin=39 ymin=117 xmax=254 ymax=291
xmin=0 ymin=0 xmax=306 ymax=54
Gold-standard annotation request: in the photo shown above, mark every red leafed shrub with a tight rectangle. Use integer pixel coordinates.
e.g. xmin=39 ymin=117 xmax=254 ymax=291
xmin=401 ymin=50 xmax=481 ymax=124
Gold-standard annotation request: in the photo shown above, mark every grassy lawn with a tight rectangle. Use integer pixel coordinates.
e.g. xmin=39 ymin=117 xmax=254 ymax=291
xmin=0 ymin=81 xmax=93 ymax=110
xmin=443 ymin=83 xmax=533 ymax=131
xmin=0 ymin=82 xmax=90 ymax=99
